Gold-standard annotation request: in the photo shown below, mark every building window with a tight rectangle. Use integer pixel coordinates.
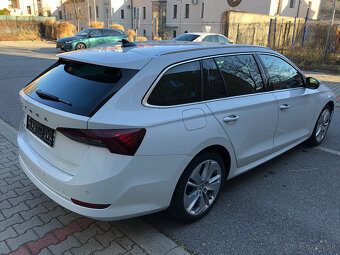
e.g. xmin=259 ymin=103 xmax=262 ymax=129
xmin=143 ymin=7 xmax=146 ymax=19
xmin=58 ymin=10 xmax=62 ymax=19
xmin=201 ymin=3 xmax=204 ymax=18
xmin=89 ymin=7 xmax=92 ymax=19
xmin=9 ymin=0 xmax=19 ymax=9
xmin=27 ymin=5 xmax=31 ymax=14
xmin=143 ymin=29 xmax=146 ymax=37
xmin=105 ymin=8 xmax=108 ymax=19
xmin=173 ymin=30 xmax=176 ymax=38
xmin=121 ymin=9 xmax=124 ymax=19
xmin=185 ymin=4 xmax=189 ymax=19
xmin=96 ymin=5 xmax=99 ymax=18
xmin=289 ymin=0 xmax=295 ymax=8
xmin=173 ymin=5 xmax=177 ymax=18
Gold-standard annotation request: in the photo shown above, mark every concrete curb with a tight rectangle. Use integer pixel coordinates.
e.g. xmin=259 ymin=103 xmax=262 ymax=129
xmin=0 ymin=118 xmax=17 ymax=146
xmin=0 ymin=118 xmax=191 ymax=255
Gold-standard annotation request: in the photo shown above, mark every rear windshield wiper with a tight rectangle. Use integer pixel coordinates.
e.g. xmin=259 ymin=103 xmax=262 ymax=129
xmin=36 ymin=90 xmax=72 ymax=106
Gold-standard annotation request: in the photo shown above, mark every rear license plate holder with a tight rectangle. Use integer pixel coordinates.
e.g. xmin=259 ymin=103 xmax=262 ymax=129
xmin=26 ymin=115 xmax=55 ymax=147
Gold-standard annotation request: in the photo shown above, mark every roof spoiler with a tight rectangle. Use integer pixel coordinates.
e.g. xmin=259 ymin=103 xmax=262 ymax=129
xmin=121 ymin=39 xmax=136 ymax=47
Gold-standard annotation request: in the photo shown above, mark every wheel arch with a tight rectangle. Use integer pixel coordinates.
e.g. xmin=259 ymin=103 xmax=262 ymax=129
xmin=326 ymin=100 xmax=334 ymax=112
xmin=195 ymin=145 xmax=231 ymax=179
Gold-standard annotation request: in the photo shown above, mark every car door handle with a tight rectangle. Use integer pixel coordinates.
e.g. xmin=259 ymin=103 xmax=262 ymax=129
xmin=223 ymin=115 xmax=239 ymax=123
xmin=280 ymin=104 xmax=291 ymax=110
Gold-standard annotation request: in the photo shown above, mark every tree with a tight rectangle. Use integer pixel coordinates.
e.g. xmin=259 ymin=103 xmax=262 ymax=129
xmin=63 ymin=0 xmax=85 ymax=32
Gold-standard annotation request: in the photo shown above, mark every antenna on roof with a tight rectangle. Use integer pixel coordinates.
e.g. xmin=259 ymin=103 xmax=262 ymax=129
xmin=121 ymin=39 xmax=136 ymax=47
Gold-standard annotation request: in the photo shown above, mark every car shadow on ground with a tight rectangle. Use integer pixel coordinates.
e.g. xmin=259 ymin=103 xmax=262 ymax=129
xmin=142 ymin=143 xmax=307 ymax=225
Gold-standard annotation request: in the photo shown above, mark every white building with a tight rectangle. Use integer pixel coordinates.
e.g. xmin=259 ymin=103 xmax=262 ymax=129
xmin=108 ymin=0 xmax=322 ymax=39
xmin=0 ymin=0 xmax=61 ymax=16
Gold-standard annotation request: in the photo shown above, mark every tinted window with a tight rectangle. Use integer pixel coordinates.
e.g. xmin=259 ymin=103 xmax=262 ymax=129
xmin=202 ymin=35 xmax=218 ymax=42
xmin=259 ymin=54 xmax=304 ymax=90
xmin=102 ymin=30 xmax=113 ymax=36
xmin=75 ymin=29 xmax=91 ymax=37
xmin=215 ymin=55 xmax=264 ymax=96
xmin=148 ymin=61 xmax=202 ymax=106
xmin=217 ymin=35 xmax=230 ymax=43
xmin=24 ymin=60 xmax=138 ymax=117
xmin=173 ymin=34 xmax=200 ymax=41
xmin=89 ymin=29 xmax=102 ymax=37
xmin=103 ymin=30 xmax=123 ymax=36
xmin=203 ymin=59 xmax=227 ymax=100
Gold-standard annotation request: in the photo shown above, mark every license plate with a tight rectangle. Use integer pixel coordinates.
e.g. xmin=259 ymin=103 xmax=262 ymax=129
xmin=27 ymin=115 xmax=56 ymax=147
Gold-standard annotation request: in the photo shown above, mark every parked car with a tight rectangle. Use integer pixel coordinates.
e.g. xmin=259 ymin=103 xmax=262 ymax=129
xmin=18 ymin=41 xmax=335 ymax=222
xmin=174 ymin=32 xmax=232 ymax=44
xmin=56 ymin=28 xmax=126 ymax=51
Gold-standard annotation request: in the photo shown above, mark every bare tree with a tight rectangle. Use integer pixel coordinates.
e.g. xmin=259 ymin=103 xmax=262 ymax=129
xmin=63 ymin=0 xmax=85 ymax=32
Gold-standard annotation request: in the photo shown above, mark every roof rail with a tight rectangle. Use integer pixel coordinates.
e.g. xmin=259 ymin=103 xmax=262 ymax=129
xmin=159 ymin=44 xmax=269 ymax=56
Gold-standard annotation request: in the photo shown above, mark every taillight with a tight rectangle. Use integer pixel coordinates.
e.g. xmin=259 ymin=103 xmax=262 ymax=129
xmin=57 ymin=128 xmax=146 ymax=156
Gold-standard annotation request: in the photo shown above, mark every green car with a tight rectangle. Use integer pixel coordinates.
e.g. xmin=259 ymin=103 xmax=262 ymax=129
xmin=56 ymin=28 xmax=126 ymax=51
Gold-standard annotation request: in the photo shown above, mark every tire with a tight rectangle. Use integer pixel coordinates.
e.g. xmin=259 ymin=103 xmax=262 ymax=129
xmin=170 ymin=151 xmax=225 ymax=222
xmin=75 ymin=43 xmax=86 ymax=50
xmin=306 ymin=105 xmax=332 ymax=147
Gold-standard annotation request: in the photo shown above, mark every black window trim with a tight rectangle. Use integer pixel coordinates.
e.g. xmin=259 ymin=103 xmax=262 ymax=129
xmin=255 ymin=52 xmax=306 ymax=91
xmin=201 ymin=58 xmax=229 ymax=100
xmin=142 ymin=52 xmax=301 ymax=108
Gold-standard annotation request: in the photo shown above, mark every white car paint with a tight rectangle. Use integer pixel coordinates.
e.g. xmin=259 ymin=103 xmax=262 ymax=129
xmin=174 ymin=32 xmax=232 ymax=43
xmin=18 ymin=42 xmax=335 ymax=220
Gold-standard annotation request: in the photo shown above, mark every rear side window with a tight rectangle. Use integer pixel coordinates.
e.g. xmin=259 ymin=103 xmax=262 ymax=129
xmin=259 ymin=54 xmax=304 ymax=90
xmin=202 ymin=58 xmax=227 ymax=100
xmin=215 ymin=55 xmax=264 ymax=97
xmin=217 ymin=36 xmax=230 ymax=43
xmin=148 ymin=61 xmax=202 ymax=106
xmin=24 ymin=60 xmax=138 ymax=116
xmin=103 ymin=29 xmax=123 ymax=36
xmin=202 ymin=35 xmax=218 ymax=42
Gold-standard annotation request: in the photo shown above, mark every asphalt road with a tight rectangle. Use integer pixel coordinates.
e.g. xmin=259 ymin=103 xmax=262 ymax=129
xmin=1 ymin=41 xmax=339 ymax=255
xmin=0 ymin=41 xmax=58 ymax=129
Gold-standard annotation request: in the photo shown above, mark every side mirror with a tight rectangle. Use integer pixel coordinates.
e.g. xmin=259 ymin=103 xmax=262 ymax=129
xmin=306 ymin=77 xmax=320 ymax=89
xmin=88 ymin=34 xmax=93 ymax=38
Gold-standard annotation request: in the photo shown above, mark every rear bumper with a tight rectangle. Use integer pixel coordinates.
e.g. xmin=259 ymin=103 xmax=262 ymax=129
xmin=18 ymin=124 xmax=191 ymax=220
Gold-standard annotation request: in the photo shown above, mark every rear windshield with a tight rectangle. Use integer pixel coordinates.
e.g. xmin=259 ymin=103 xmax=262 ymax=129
xmin=173 ymin=34 xmax=200 ymax=41
xmin=24 ymin=60 xmax=138 ymax=117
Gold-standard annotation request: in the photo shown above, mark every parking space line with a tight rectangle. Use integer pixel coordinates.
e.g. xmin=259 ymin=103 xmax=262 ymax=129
xmin=316 ymin=147 xmax=340 ymax=157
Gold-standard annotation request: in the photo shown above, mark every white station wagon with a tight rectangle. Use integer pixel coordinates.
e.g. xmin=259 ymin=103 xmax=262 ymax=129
xmin=18 ymin=41 xmax=335 ymax=222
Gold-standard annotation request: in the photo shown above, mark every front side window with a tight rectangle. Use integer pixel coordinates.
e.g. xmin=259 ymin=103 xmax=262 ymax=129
xmin=215 ymin=55 xmax=264 ymax=97
xmin=203 ymin=59 xmax=227 ymax=100
xmin=259 ymin=54 xmax=304 ymax=90
xmin=148 ymin=61 xmax=202 ymax=106
xmin=89 ymin=29 xmax=102 ymax=37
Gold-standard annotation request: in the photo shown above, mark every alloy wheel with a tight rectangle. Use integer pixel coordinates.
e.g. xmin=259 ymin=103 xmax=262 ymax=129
xmin=184 ymin=159 xmax=222 ymax=215
xmin=315 ymin=108 xmax=331 ymax=143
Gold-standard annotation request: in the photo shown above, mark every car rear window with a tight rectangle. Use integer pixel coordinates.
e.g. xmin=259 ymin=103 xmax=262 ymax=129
xmin=173 ymin=34 xmax=200 ymax=41
xmin=24 ymin=60 xmax=138 ymax=117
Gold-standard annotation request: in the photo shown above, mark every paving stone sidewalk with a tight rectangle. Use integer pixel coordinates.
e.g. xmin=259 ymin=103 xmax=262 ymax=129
xmin=0 ymin=130 xmax=190 ymax=255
